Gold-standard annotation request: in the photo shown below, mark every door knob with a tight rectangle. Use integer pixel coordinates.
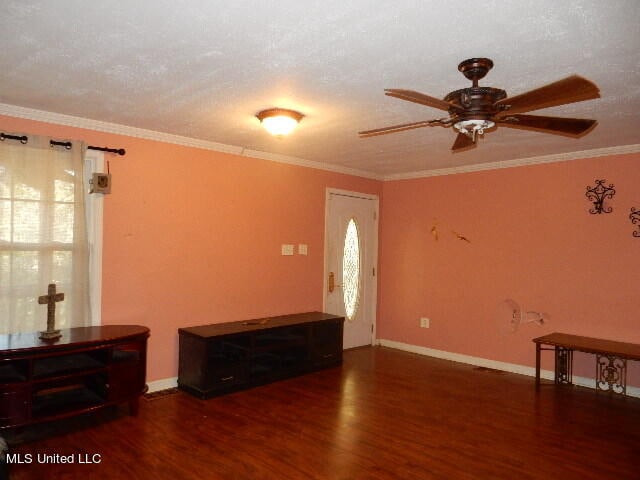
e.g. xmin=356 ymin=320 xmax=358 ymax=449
xmin=328 ymin=272 xmax=342 ymax=293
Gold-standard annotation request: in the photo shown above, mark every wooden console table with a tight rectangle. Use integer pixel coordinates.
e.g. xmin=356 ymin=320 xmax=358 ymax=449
xmin=0 ymin=325 xmax=149 ymax=429
xmin=178 ymin=312 xmax=344 ymax=399
xmin=533 ymin=332 xmax=640 ymax=395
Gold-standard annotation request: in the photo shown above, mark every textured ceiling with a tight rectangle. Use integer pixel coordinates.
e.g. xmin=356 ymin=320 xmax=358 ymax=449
xmin=0 ymin=1 xmax=638 ymax=178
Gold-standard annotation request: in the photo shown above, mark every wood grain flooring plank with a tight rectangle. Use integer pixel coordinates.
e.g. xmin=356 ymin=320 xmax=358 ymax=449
xmin=3 ymin=346 xmax=639 ymax=479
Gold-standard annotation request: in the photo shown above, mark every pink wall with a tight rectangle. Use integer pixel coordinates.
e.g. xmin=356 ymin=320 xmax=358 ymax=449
xmin=4 ymin=112 xmax=638 ymax=389
xmin=379 ymin=153 xmax=640 ymax=386
xmin=0 ymin=115 xmax=381 ymax=382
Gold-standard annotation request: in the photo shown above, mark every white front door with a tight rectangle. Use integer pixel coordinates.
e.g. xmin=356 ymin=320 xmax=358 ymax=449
xmin=324 ymin=189 xmax=378 ymax=349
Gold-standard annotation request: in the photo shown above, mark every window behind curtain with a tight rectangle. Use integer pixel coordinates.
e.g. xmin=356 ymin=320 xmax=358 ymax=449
xmin=0 ymin=135 xmax=90 ymax=334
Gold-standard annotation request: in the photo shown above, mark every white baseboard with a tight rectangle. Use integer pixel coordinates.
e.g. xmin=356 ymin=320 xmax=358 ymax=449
xmin=147 ymin=377 xmax=178 ymax=393
xmin=378 ymin=339 xmax=640 ymax=398
xmin=145 ymin=342 xmax=640 ymax=398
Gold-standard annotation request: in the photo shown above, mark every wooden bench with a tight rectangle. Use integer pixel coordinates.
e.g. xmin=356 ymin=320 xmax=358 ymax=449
xmin=533 ymin=332 xmax=640 ymax=396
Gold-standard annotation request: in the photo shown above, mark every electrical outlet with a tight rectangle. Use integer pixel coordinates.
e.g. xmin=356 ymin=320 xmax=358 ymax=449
xmin=420 ymin=317 xmax=430 ymax=328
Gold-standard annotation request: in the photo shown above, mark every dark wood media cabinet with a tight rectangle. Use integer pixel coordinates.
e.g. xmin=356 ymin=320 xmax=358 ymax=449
xmin=0 ymin=325 xmax=149 ymax=430
xmin=178 ymin=312 xmax=344 ymax=399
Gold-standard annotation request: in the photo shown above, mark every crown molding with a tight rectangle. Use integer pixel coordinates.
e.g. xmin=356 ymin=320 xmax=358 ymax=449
xmin=383 ymin=143 xmax=640 ymax=181
xmin=2 ymin=102 xmax=636 ymax=183
xmin=240 ymin=148 xmax=382 ymax=180
xmin=0 ymin=102 xmax=382 ymax=181
xmin=0 ymin=102 xmax=244 ymax=154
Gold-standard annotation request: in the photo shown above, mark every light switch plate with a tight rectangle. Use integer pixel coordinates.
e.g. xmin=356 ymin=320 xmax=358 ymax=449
xmin=281 ymin=244 xmax=294 ymax=256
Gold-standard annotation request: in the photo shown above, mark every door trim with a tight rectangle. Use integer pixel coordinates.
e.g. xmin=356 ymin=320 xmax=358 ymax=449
xmin=323 ymin=188 xmax=379 ymax=345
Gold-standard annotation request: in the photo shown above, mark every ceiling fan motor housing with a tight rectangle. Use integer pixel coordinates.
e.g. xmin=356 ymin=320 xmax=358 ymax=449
xmin=444 ymin=87 xmax=507 ymax=118
xmin=445 ymin=87 xmax=507 ymax=137
xmin=448 ymin=58 xmax=507 ymax=131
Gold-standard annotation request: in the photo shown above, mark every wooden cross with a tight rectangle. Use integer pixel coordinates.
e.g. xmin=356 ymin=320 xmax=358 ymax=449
xmin=38 ymin=283 xmax=64 ymax=340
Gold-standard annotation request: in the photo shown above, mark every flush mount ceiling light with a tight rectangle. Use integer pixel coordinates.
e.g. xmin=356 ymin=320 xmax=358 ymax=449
xmin=256 ymin=108 xmax=304 ymax=136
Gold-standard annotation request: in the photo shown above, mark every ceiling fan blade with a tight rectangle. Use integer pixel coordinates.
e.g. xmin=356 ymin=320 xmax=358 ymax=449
xmin=451 ymin=132 xmax=475 ymax=151
xmin=498 ymin=114 xmax=597 ymax=137
xmin=495 ymin=75 xmax=599 ymax=115
xmin=385 ymin=89 xmax=463 ymax=112
xmin=359 ymin=120 xmax=436 ymax=137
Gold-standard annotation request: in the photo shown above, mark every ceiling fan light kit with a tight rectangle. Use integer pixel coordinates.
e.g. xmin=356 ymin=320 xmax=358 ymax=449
xmin=453 ymin=119 xmax=495 ymax=142
xmin=359 ymin=57 xmax=600 ymax=152
xmin=256 ymin=108 xmax=304 ymax=136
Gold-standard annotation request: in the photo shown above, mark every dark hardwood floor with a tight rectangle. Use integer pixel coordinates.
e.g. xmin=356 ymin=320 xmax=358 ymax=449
xmin=5 ymin=346 xmax=640 ymax=479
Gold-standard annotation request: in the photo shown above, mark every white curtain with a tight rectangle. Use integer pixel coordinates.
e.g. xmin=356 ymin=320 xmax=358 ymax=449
xmin=0 ymin=134 xmax=90 ymax=334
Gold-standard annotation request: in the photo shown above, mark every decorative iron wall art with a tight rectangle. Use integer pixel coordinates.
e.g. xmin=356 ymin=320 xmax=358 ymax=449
xmin=630 ymin=207 xmax=640 ymax=237
xmin=586 ymin=179 xmax=615 ymax=214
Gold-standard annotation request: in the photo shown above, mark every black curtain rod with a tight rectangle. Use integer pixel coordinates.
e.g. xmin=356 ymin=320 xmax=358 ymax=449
xmin=0 ymin=132 xmax=125 ymax=156
xmin=50 ymin=140 xmax=126 ymax=156
xmin=87 ymin=145 xmax=126 ymax=156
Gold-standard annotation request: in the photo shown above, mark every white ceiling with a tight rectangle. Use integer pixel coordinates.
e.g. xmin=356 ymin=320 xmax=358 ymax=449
xmin=1 ymin=1 xmax=638 ymax=178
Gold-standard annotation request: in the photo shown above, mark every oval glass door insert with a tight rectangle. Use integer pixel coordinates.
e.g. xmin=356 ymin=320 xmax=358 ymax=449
xmin=342 ymin=218 xmax=361 ymax=320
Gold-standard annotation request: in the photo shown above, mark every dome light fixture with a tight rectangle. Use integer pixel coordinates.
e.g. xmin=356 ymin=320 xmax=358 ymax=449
xmin=256 ymin=108 xmax=304 ymax=136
